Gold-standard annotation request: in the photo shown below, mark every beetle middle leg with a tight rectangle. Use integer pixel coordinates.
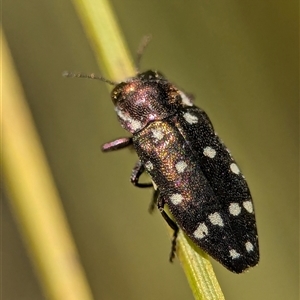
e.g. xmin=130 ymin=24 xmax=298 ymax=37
xmin=131 ymin=161 xmax=160 ymax=213
xmin=158 ymin=195 xmax=179 ymax=262
xmin=148 ymin=189 xmax=159 ymax=213
xmin=131 ymin=160 xmax=153 ymax=188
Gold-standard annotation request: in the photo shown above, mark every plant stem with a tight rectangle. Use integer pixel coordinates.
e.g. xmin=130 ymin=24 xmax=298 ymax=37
xmin=2 ymin=29 xmax=94 ymax=300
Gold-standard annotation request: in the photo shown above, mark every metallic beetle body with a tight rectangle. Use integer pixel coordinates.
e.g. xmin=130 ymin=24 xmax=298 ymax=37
xmin=107 ymin=70 xmax=259 ymax=273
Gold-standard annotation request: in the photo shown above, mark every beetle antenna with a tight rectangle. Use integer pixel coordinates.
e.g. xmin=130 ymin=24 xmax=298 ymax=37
xmin=62 ymin=71 xmax=117 ymax=86
xmin=136 ymin=34 xmax=152 ymax=73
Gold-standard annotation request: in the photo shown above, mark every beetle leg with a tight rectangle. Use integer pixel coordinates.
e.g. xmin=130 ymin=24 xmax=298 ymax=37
xmin=131 ymin=160 xmax=153 ymax=188
xmin=157 ymin=195 xmax=179 ymax=262
xmin=148 ymin=189 xmax=159 ymax=213
xmin=102 ymin=137 xmax=132 ymax=152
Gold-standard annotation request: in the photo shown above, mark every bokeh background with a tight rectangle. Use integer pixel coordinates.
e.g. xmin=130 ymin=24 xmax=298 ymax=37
xmin=3 ymin=1 xmax=298 ymax=299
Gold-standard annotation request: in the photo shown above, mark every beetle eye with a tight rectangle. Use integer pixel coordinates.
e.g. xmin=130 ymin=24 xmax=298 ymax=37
xmin=111 ymin=82 xmax=127 ymax=104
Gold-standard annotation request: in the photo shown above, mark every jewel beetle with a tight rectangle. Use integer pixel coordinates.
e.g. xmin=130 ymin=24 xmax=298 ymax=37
xmin=64 ymin=40 xmax=259 ymax=274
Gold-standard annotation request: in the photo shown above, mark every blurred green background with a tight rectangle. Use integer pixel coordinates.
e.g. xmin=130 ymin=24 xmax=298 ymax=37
xmin=3 ymin=0 xmax=298 ymax=299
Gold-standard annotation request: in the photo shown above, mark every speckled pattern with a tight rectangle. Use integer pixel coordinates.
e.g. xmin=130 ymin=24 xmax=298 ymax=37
xmin=133 ymin=107 xmax=259 ymax=273
xmin=106 ymin=70 xmax=259 ymax=273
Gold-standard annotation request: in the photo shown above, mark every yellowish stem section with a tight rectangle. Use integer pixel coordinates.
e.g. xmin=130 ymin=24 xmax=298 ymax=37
xmin=177 ymin=232 xmax=225 ymax=300
xmin=2 ymin=30 xmax=94 ymax=300
xmin=72 ymin=0 xmax=136 ymax=81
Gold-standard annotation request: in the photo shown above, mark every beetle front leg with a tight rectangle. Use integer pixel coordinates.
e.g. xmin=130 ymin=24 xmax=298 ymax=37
xmin=157 ymin=195 xmax=179 ymax=262
xmin=102 ymin=137 xmax=133 ymax=152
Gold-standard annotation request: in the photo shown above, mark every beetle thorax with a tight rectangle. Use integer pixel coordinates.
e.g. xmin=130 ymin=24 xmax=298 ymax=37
xmin=112 ymin=74 xmax=182 ymax=133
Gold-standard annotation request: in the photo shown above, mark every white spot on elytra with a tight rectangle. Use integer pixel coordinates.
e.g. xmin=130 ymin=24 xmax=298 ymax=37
xmin=145 ymin=161 xmax=153 ymax=171
xmin=183 ymin=112 xmax=198 ymax=124
xmin=175 ymin=161 xmax=187 ymax=173
xmin=229 ymin=249 xmax=240 ymax=259
xmin=151 ymin=128 xmax=164 ymax=141
xmin=170 ymin=193 xmax=183 ymax=205
xmin=203 ymin=146 xmax=216 ymax=158
xmin=245 ymin=241 xmax=254 ymax=252
xmin=230 ymin=163 xmax=240 ymax=175
xmin=208 ymin=212 xmax=224 ymax=227
xmin=229 ymin=203 xmax=241 ymax=216
xmin=179 ymin=91 xmax=193 ymax=106
xmin=243 ymin=201 xmax=253 ymax=213
xmin=193 ymin=223 xmax=208 ymax=239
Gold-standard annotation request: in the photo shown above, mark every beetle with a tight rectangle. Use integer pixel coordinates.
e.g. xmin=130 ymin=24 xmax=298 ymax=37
xmin=64 ymin=39 xmax=259 ymax=273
